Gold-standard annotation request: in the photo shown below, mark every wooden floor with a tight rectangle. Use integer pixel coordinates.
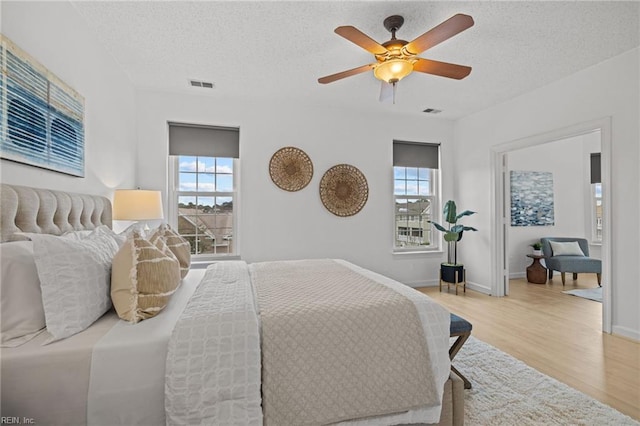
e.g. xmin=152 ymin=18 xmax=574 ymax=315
xmin=418 ymin=275 xmax=640 ymax=421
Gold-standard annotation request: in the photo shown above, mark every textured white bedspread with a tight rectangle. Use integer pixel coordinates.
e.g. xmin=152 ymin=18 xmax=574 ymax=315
xmin=165 ymin=261 xmax=262 ymax=425
xmin=164 ymin=260 xmax=450 ymax=426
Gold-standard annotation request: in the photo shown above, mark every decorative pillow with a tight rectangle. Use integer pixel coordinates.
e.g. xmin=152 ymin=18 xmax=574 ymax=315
xmin=30 ymin=227 xmax=120 ymax=344
xmin=111 ymin=230 xmax=181 ymax=323
xmin=60 ymin=229 xmax=94 ymax=240
xmin=0 ymin=241 xmax=46 ymax=347
xmin=12 ymin=226 xmax=123 ymax=245
xmin=149 ymin=224 xmax=191 ymax=278
xmin=550 ymin=241 xmax=585 ymax=256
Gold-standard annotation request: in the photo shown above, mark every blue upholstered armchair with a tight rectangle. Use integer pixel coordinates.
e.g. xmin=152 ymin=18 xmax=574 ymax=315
xmin=541 ymin=237 xmax=601 ymax=286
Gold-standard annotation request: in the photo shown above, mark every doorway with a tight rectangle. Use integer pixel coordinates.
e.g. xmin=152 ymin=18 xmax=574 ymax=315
xmin=490 ymin=118 xmax=612 ymax=333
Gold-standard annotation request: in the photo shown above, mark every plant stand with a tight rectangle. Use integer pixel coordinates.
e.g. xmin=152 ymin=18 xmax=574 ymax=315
xmin=440 ymin=264 xmax=466 ymax=295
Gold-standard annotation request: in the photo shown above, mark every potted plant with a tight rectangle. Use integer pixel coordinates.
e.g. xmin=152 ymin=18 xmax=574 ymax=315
xmin=530 ymin=241 xmax=543 ymax=256
xmin=429 ymin=200 xmax=477 ymax=283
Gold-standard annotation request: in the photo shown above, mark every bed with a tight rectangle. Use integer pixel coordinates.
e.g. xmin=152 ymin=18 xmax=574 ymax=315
xmin=0 ymin=183 xmax=464 ymax=425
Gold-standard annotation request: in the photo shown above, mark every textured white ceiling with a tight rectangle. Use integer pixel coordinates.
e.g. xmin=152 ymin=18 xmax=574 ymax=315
xmin=71 ymin=1 xmax=639 ymax=119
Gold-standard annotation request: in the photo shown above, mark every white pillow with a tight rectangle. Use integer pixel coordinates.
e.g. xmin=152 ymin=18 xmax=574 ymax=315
xmin=12 ymin=226 xmax=123 ymax=245
xmin=550 ymin=241 xmax=585 ymax=256
xmin=60 ymin=229 xmax=94 ymax=240
xmin=0 ymin=241 xmax=46 ymax=347
xmin=62 ymin=227 xmax=126 ymax=247
xmin=30 ymin=227 xmax=120 ymax=344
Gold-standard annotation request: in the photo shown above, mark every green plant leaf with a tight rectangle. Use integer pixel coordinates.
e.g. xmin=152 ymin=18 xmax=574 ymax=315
xmin=451 ymin=224 xmax=464 ymax=233
xmin=443 ymin=200 xmax=457 ymax=224
xmin=462 ymin=226 xmax=478 ymax=232
xmin=456 ymin=210 xmax=476 ymax=220
xmin=430 ymin=222 xmax=448 ymax=233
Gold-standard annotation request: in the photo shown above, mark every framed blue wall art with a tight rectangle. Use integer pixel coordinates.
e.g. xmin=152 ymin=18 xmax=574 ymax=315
xmin=510 ymin=170 xmax=555 ymax=226
xmin=0 ymin=34 xmax=85 ymax=177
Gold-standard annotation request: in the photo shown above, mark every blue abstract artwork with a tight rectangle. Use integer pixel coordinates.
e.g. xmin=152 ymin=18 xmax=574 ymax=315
xmin=0 ymin=35 xmax=84 ymax=177
xmin=510 ymin=171 xmax=555 ymax=226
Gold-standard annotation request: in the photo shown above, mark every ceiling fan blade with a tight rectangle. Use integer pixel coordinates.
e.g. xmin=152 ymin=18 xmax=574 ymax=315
xmin=413 ymin=58 xmax=472 ymax=80
xmin=335 ymin=26 xmax=388 ymax=55
xmin=404 ymin=14 xmax=474 ymax=55
xmin=318 ymin=64 xmax=375 ymax=84
xmin=379 ymin=81 xmax=393 ymax=103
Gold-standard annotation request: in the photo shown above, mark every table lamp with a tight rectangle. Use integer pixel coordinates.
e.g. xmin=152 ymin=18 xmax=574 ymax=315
xmin=113 ymin=189 xmax=164 ymax=230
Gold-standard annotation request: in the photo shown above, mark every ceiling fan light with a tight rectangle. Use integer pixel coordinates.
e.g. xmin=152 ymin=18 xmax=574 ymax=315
xmin=374 ymin=59 xmax=413 ymax=83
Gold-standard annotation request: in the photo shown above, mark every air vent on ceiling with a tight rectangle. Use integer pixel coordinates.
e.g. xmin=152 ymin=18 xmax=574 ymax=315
xmin=422 ymin=108 xmax=442 ymax=114
xmin=189 ymin=79 xmax=215 ymax=89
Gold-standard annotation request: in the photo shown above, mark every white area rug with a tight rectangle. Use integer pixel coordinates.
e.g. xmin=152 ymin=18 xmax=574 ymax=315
xmin=455 ymin=336 xmax=638 ymax=425
xmin=562 ymin=287 xmax=603 ymax=302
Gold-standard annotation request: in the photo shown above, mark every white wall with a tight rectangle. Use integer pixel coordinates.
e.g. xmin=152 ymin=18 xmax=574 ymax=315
xmin=135 ymin=89 xmax=456 ymax=286
xmin=454 ymin=48 xmax=640 ymax=340
xmin=0 ymin=1 xmax=137 ymax=197
xmin=507 ymin=132 xmax=601 ymax=277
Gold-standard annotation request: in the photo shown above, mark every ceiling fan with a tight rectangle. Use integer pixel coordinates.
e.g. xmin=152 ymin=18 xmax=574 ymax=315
xmin=318 ymin=14 xmax=474 ymax=101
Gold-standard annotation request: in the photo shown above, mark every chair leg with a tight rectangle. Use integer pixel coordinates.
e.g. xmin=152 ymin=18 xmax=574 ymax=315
xmin=548 ymin=269 xmax=553 ymax=279
xmin=561 ymin=272 xmax=566 ymax=285
xmin=573 ymin=273 xmax=578 ymax=280
xmin=451 ymin=365 xmax=472 ymax=389
xmin=597 ymin=273 xmax=602 ymax=286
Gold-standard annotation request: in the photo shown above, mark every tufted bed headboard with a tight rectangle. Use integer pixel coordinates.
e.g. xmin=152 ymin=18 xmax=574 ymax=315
xmin=0 ymin=184 xmax=112 ymax=242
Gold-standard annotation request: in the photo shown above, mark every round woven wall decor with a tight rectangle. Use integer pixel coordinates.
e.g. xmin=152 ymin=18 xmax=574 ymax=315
xmin=319 ymin=164 xmax=369 ymax=217
xmin=269 ymin=146 xmax=314 ymax=192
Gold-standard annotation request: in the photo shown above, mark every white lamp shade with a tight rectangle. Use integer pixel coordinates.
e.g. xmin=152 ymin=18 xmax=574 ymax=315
xmin=113 ymin=190 xmax=164 ymax=221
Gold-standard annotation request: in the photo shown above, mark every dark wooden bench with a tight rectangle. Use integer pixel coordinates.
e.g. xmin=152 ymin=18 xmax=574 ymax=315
xmin=450 ymin=313 xmax=472 ymax=389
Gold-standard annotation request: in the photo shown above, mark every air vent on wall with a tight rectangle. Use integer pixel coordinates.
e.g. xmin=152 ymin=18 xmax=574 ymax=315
xmin=189 ymin=79 xmax=215 ymax=89
xmin=422 ymin=108 xmax=442 ymax=114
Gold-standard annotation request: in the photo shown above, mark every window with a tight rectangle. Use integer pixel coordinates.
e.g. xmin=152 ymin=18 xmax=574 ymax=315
xmin=592 ymin=182 xmax=602 ymax=243
xmin=590 ymin=152 xmax=602 ymax=243
xmin=168 ymin=123 xmax=239 ymax=258
xmin=172 ymin=156 xmax=235 ymax=256
xmin=393 ymin=141 xmax=440 ymax=251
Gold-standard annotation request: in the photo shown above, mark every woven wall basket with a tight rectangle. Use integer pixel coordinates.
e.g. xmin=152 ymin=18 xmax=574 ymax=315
xmin=319 ymin=164 xmax=369 ymax=217
xmin=269 ymin=146 xmax=313 ymax=192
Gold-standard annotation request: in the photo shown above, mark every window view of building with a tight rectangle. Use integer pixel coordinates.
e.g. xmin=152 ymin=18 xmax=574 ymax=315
xmin=394 ymin=166 xmax=436 ymax=249
xmin=593 ymin=182 xmax=602 ymax=242
xmin=174 ymin=156 xmax=235 ymax=256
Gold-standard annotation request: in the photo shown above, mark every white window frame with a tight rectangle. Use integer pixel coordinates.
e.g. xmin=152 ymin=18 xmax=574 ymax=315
xmin=168 ymin=155 xmax=239 ymax=260
xmin=393 ymin=167 xmax=440 ymax=253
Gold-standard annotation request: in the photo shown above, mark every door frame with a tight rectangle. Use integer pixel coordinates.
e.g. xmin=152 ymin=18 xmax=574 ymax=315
xmin=490 ymin=117 xmax=612 ymax=333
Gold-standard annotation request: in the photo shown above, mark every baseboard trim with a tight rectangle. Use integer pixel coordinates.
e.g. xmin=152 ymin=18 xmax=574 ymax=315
xmin=612 ymin=325 xmax=640 ymax=342
xmin=405 ymin=279 xmax=439 ymax=288
xmin=509 ymin=272 xmax=526 ymax=279
xmin=467 ymin=281 xmax=492 ymax=295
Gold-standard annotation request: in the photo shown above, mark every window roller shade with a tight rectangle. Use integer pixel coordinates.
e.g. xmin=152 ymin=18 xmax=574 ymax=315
xmin=590 ymin=152 xmax=601 ymax=184
xmin=169 ymin=122 xmax=239 ymax=158
xmin=393 ymin=141 xmax=439 ymax=169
